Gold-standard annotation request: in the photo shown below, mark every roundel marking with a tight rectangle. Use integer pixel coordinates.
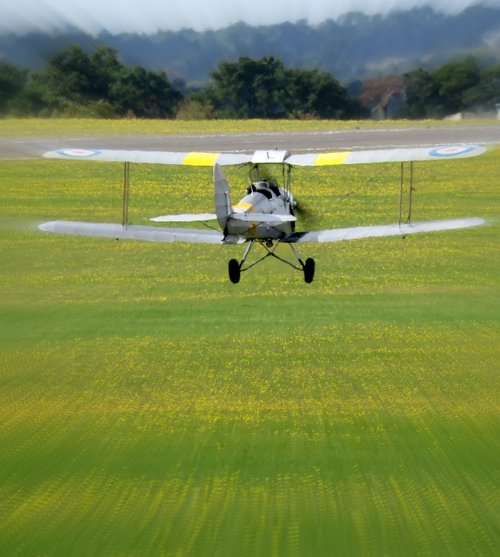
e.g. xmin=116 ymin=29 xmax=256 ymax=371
xmin=56 ymin=149 xmax=102 ymax=159
xmin=429 ymin=146 xmax=475 ymax=158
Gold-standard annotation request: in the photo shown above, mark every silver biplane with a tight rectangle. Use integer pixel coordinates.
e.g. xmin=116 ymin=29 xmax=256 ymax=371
xmin=40 ymin=144 xmax=486 ymax=283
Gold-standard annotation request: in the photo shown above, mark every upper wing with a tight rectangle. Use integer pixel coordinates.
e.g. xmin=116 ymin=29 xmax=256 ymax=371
xmin=44 ymin=144 xmax=486 ymax=167
xmin=39 ymin=221 xmax=231 ymax=243
xmin=286 ymin=145 xmax=487 ymax=166
xmin=44 ymin=148 xmax=252 ymax=166
xmin=284 ymin=218 xmax=485 ymax=243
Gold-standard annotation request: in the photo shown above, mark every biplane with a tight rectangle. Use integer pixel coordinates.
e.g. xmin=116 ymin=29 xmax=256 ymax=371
xmin=39 ymin=144 xmax=486 ymax=283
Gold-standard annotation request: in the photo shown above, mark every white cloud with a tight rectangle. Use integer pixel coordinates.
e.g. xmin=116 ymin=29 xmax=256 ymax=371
xmin=0 ymin=0 xmax=499 ymax=34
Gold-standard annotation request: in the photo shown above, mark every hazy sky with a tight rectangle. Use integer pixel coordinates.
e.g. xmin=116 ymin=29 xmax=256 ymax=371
xmin=1 ymin=0 xmax=499 ymax=34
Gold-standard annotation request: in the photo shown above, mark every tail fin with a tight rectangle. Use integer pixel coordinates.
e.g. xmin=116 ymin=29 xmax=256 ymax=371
xmin=213 ymin=163 xmax=232 ymax=229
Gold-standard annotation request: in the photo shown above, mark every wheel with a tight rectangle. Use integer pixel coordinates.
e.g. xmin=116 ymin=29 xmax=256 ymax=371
xmin=228 ymin=259 xmax=241 ymax=284
xmin=303 ymin=258 xmax=315 ymax=283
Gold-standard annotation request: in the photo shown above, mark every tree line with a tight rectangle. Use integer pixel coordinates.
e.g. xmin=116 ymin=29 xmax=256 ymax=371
xmin=1 ymin=45 xmax=499 ymax=119
xmin=0 ymin=45 xmax=367 ymax=119
xmin=0 ymin=46 xmax=182 ymax=118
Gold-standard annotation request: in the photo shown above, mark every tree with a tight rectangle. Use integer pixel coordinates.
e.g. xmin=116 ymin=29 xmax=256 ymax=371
xmin=209 ymin=56 xmax=365 ymax=119
xmin=110 ymin=66 xmax=182 ymax=118
xmin=210 ymin=56 xmax=287 ymax=118
xmin=404 ymin=68 xmax=441 ymax=118
xmin=404 ymin=58 xmax=485 ymax=118
xmin=19 ymin=45 xmax=182 ymax=118
xmin=432 ymin=58 xmax=481 ymax=114
xmin=90 ymin=46 xmax=124 ymax=99
xmin=42 ymin=45 xmax=98 ymax=104
xmin=463 ymin=65 xmax=500 ymax=108
xmin=0 ymin=61 xmax=28 ymax=114
xmin=291 ymin=68 xmax=366 ymax=119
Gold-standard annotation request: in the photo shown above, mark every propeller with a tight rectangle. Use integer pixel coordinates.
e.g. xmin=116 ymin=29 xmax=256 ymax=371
xmin=293 ymin=199 xmax=317 ymax=228
xmin=293 ymin=200 xmax=310 ymax=218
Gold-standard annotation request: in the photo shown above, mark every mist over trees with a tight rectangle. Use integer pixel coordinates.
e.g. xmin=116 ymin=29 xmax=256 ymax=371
xmin=2 ymin=5 xmax=500 ymax=120
xmin=2 ymin=5 xmax=500 ymax=85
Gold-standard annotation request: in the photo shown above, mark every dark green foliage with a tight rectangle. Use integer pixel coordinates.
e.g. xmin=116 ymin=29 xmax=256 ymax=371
xmin=3 ymin=41 xmax=498 ymax=120
xmin=404 ymin=58 xmax=499 ymax=118
xmin=1 ymin=47 xmax=364 ymax=119
xmin=208 ymin=56 xmax=367 ymax=119
xmin=285 ymin=67 xmax=367 ymax=119
xmin=463 ymin=65 xmax=500 ymax=108
xmin=110 ymin=66 xmax=182 ymax=118
xmin=404 ymin=68 xmax=442 ymax=119
xmin=3 ymin=45 xmax=182 ymax=118
xmin=0 ymin=61 xmax=28 ymax=114
xmin=433 ymin=58 xmax=481 ymax=113
xmin=210 ymin=57 xmax=288 ymax=118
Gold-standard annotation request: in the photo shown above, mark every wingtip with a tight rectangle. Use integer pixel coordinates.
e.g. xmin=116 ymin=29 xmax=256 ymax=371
xmin=39 ymin=221 xmax=54 ymax=232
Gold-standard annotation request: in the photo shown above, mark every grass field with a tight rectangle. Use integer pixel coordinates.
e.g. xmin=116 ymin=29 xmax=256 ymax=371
xmin=2 ymin=116 xmax=500 ymax=138
xmin=1 ymin=120 xmax=499 ymax=556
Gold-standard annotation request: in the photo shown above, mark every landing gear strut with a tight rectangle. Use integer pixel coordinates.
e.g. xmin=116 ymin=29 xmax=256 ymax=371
xmin=227 ymin=240 xmax=315 ymax=283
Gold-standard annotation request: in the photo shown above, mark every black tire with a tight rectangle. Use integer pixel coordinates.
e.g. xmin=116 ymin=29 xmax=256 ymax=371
xmin=228 ymin=259 xmax=241 ymax=284
xmin=303 ymin=258 xmax=315 ymax=283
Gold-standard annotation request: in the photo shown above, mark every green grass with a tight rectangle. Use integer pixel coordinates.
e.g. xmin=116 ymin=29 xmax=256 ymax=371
xmin=2 ymin=116 xmax=500 ymax=138
xmin=0 ymin=123 xmax=499 ymax=556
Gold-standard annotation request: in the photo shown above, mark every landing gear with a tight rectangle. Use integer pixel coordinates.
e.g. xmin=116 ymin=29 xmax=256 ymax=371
xmin=228 ymin=259 xmax=241 ymax=284
xmin=303 ymin=257 xmax=315 ymax=283
xmin=227 ymin=240 xmax=316 ymax=283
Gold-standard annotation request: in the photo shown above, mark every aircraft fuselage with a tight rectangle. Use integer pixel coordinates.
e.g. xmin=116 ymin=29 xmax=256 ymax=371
xmin=226 ymin=180 xmax=296 ymax=240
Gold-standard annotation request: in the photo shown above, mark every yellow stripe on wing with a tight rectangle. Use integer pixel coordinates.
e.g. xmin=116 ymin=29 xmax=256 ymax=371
xmin=183 ymin=152 xmax=221 ymax=166
xmin=314 ymin=152 xmax=350 ymax=166
xmin=232 ymin=202 xmax=253 ymax=211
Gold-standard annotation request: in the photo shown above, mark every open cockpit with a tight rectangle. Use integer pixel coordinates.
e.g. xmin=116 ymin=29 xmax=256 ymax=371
xmin=246 ymin=180 xmax=281 ymax=199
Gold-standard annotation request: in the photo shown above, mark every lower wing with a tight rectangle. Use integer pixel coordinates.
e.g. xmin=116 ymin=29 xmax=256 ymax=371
xmin=39 ymin=221 xmax=229 ymax=244
xmin=39 ymin=217 xmax=484 ymax=244
xmin=284 ymin=218 xmax=485 ymax=243
xmin=150 ymin=213 xmax=296 ymax=223
xmin=151 ymin=213 xmax=217 ymax=222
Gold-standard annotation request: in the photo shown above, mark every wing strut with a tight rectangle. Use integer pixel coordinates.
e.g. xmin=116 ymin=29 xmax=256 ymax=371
xmin=122 ymin=162 xmax=130 ymax=227
xmin=399 ymin=161 xmax=415 ymax=225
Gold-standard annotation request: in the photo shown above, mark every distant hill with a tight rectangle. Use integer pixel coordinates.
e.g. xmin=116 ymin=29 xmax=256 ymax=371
xmin=2 ymin=5 xmax=500 ymax=85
